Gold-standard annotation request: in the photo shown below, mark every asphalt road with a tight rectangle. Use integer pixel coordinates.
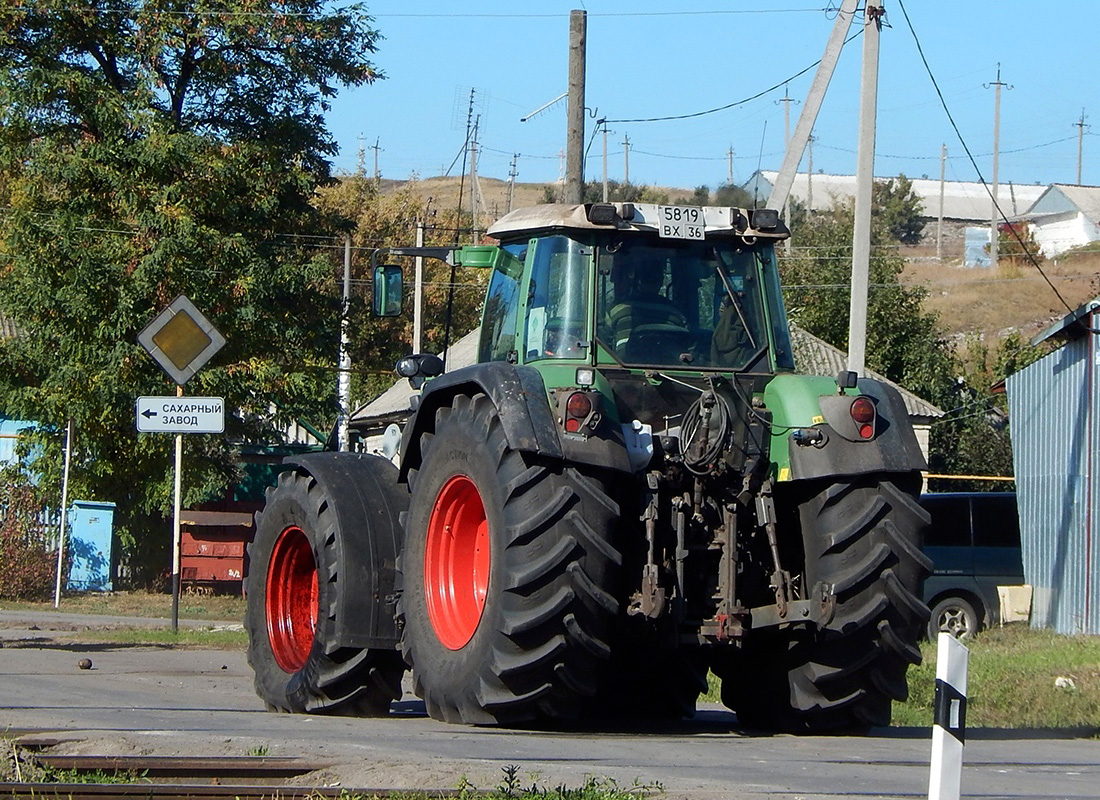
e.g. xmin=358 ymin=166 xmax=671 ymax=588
xmin=1 ymin=612 xmax=1098 ymax=799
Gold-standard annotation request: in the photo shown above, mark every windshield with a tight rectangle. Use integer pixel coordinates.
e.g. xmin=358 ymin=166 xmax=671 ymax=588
xmin=595 ymin=239 xmax=771 ymax=370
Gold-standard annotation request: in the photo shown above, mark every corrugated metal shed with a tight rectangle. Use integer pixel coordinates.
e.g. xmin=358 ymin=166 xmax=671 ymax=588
xmin=746 ymin=170 xmax=1046 ymax=222
xmin=1006 ymin=298 xmax=1100 ymax=634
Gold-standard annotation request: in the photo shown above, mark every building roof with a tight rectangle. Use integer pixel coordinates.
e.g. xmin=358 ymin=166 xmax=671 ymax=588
xmin=746 ymin=170 xmax=1046 ymax=223
xmin=350 ymin=324 xmax=943 ymax=432
xmin=1030 ymin=294 xmax=1100 ymax=346
xmin=1022 ymin=183 xmax=1100 ymax=220
xmin=788 ymin=326 xmax=944 ymax=421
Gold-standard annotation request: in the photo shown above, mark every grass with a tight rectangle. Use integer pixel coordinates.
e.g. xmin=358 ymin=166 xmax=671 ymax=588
xmin=0 ymin=588 xmax=247 ymax=621
xmin=702 ymin=624 xmax=1100 ymax=731
xmin=893 ymin=625 xmax=1100 ymax=730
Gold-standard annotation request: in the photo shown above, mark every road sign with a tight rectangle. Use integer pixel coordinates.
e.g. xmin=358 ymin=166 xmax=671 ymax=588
xmin=136 ymin=396 xmax=225 ymax=434
xmin=138 ymin=296 xmax=225 ymax=385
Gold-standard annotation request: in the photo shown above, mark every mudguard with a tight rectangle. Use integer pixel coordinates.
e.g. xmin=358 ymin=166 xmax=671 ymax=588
xmin=765 ymin=374 xmax=927 ymax=482
xmin=283 ymin=452 xmax=408 ymax=649
xmin=398 ymin=362 xmax=634 ymax=481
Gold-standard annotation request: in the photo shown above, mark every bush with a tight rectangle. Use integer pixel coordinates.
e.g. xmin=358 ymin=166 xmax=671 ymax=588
xmin=0 ymin=466 xmax=58 ymax=600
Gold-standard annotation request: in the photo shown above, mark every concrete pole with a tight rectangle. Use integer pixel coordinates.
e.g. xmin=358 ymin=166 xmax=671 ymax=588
xmin=807 ymin=135 xmax=814 ymax=210
xmin=767 ymin=0 xmax=858 ymax=212
xmin=337 ymin=235 xmax=352 ymax=452
xmin=728 ymin=146 xmax=734 ymax=186
xmin=988 ymin=65 xmax=1009 ymax=271
xmin=778 ymin=88 xmax=798 ymax=253
xmin=846 ymin=0 xmax=882 ymax=378
xmin=507 ymin=154 xmax=518 ymax=213
xmin=371 ymin=137 xmax=381 ymax=182
xmin=414 ymin=222 xmax=425 ymax=353
xmin=564 ymin=9 xmax=586 ymax=203
xmin=601 ymin=121 xmax=609 ymax=201
xmin=52 ymin=417 xmax=74 ymax=608
xmin=624 ymin=135 xmax=631 ymax=186
xmin=470 ymin=132 xmax=480 ymax=242
xmin=1076 ymin=109 xmax=1087 ymax=185
xmin=937 ymin=144 xmax=947 ymax=261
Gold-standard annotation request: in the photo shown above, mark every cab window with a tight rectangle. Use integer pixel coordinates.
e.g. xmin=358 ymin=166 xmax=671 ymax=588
xmin=523 ymin=236 xmax=590 ymax=362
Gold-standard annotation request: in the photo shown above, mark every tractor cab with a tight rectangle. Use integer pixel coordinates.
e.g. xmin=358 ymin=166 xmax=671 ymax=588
xmin=481 ymin=203 xmax=796 ymax=375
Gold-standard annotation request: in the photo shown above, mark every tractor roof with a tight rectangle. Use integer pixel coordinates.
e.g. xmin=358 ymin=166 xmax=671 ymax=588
xmin=487 ymin=203 xmax=790 ymax=242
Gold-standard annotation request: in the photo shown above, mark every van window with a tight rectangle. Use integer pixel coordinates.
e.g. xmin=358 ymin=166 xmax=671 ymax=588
xmin=922 ymin=496 xmax=971 ymax=547
xmin=971 ymin=495 xmax=1021 ymax=548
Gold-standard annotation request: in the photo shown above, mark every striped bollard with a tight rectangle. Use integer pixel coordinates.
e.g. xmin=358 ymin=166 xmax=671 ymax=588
xmin=928 ymin=632 xmax=969 ymax=800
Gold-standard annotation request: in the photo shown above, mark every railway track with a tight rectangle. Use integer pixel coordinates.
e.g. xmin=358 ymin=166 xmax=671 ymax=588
xmin=2 ymin=746 xmax=461 ymax=799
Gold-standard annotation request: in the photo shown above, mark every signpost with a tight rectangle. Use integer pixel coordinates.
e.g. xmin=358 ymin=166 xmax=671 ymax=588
xmin=136 ymin=397 xmax=225 ymax=434
xmin=137 ymin=296 xmax=225 ymax=631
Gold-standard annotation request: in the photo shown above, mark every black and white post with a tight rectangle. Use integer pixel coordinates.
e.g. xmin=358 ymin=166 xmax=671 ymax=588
xmin=928 ymin=632 xmax=969 ymax=800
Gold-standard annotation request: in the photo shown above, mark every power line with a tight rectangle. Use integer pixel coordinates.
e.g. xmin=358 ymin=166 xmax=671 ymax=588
xmin=603 ymin=30 xmax=863 ymax=124
xmin=894 ymin=0 xmax=1076 ymax=317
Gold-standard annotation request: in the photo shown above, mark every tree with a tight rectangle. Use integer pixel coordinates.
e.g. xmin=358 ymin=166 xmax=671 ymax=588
xmin=873 ymin=174 xmax=925 ymax=245
xmin=781 ymin=204 xmax=953 ymax=403
xmin=0 ymin=1 xmax=382 ymax=582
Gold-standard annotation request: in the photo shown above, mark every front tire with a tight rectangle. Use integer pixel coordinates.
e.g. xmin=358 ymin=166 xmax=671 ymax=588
xmin=397 ymin=393 xmax=622 ymax=724
xmin=246 ymin=469 xmax=404 ymax=715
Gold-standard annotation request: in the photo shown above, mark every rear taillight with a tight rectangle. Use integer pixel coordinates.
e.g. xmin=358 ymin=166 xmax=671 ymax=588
xmin=850 ymin=396 xmax=876 ymax=439
xmin=564 ymin=391 xmax=593 ymax=433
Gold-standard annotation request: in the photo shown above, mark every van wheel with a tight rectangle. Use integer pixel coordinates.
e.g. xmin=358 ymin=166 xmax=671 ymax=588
xmin=928 ymin=596 xmax=979 ymax=640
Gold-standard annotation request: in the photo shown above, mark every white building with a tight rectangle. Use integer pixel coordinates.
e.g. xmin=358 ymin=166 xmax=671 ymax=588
xmin=1017 ymin=184 xmax=1100 ymax=257
xmin=744 ymin=170 xmax=1046 ymax=222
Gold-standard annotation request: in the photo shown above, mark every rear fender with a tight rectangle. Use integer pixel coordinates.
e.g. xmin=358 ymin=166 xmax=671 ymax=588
xmin=764 ymin=373 xmax=927 ymax=482
xmin=398 ymin=362 xmax=632 ymax=480
xmin=283 ymin=452 xmax=408 ymax=649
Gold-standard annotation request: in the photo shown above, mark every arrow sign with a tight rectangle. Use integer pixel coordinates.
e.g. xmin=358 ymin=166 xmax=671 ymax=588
xmin=136 ymin=396 xmax=225 ymax=434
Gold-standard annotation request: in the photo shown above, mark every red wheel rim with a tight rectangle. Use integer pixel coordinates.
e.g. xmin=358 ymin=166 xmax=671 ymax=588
xmin=266 ymin=525 xmax=319 ymax=672
xmin=425 ymin=475 xmax=490 ymax=650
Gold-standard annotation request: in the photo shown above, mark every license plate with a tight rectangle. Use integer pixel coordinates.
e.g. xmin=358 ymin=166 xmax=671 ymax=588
xmin=657 ymin=205 xmax=705 ymax=240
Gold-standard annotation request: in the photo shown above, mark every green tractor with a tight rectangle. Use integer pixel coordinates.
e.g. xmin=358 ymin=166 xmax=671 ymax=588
xmin=244 ymin=202 xmax=931 ymax=731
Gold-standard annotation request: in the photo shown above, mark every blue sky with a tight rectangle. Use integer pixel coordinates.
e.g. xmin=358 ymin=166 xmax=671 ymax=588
xmin=324 ymin=2 xmax=1098 ymax=192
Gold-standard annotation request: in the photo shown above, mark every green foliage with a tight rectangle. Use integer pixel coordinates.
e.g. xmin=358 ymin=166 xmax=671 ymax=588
xmin=873 ymin=174 xmax=925 ymax=245
xmin=998 ymin=221 xmax=1042 ymax=266
xmin=713 ymin=182 xmax=755 ymax=208
xmin=0 ymin=465 xmax=57 ymax=600
xmin=781 ymin=206 xmax=954 ymax=403
xmin=579 ymin=180 xmax=669 ymax=205
xmin=928 ymin=332 xmax=1047 ymax=491
xmin=0 ymin=1 xmax=382 ymax=583
xmin=314 ymin=178 xmax=489 ymax=405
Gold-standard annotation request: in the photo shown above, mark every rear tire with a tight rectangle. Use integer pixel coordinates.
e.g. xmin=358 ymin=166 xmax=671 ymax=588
xmin=246 ymin=469 xmax=404 ymax=715
xmin=595 ymin=642 xmax=708 ymax=720
xmin=397 ymin=393 xmax=622 ymax=724
xmin=719 ymin=474 xmax=932 ymax=732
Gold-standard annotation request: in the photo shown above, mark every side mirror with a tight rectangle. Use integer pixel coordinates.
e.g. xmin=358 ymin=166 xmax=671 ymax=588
xmin=372 ymin=264 xmax=404 ymax=317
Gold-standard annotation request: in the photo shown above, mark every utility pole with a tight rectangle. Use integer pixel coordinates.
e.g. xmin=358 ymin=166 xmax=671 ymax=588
xmin=622 ymin=133 xmax=631 ymax=186
xmin=565 ymin=9 xmax=586 ymax=203
xmin=470 ymin=118 xmax=482 ymax=243
xmin=986 ymin=65 xmax=1010 ymax=271
xmin=1076 ymin=109 xmax=1088 ymax=185
xmin=370 ymin=137 xmax=382 ymax=182
xmin=767 ymin=0 xmax=858 ymax=212
xmin=413 ymin=222 xmax=425 ymax=354
xmin=337 ymin=235 xmax=352 ymax=453
xmin=937 ymin=143 xmax=947 ymax=261
xmin=777 ymin=86 xmax=799 ymax=253
xmin=807 ymin=135 xmax=815 ymax=210
xmin=846 ymin=0 xmax=882 ymax=378
xmin=601 ymin=120 xmax=609 ymax=201
xmin=507 ymin=154 xmax=518 ymax=213
xmin=727 ymin=146 xmax=734 ymax=186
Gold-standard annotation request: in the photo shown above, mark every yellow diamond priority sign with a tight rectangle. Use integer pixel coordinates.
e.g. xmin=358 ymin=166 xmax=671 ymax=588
xmin=138 ymin=296 xmax=225 ymax=385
